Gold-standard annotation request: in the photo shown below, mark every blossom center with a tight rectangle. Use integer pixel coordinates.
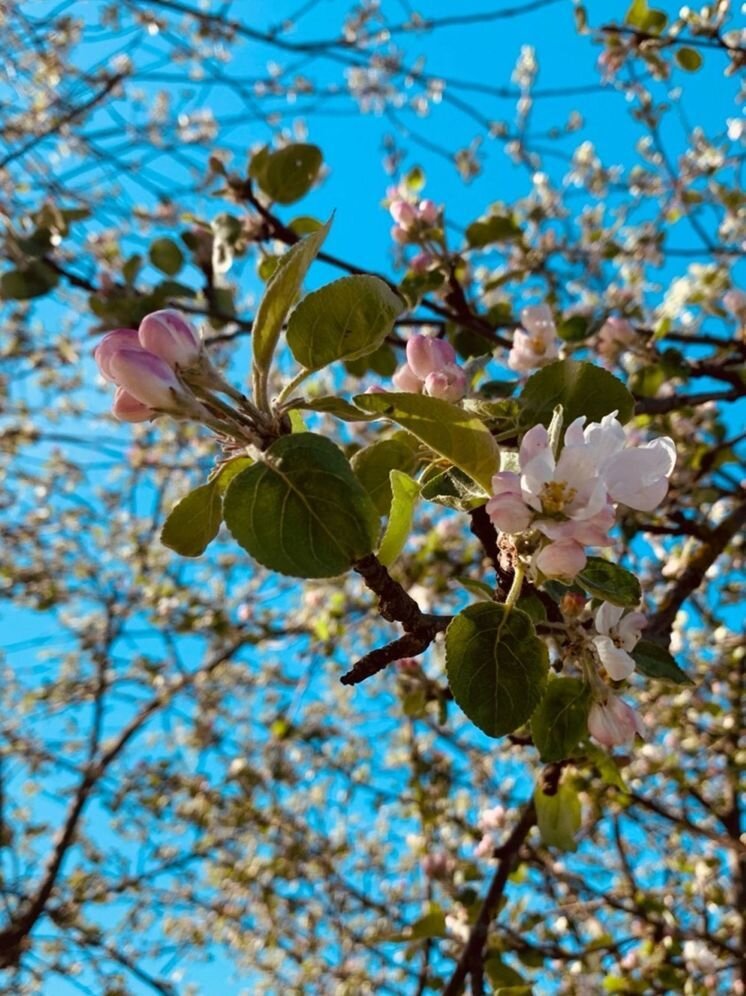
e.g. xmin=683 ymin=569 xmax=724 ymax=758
xmin=540 ymin=480 xmax=577 ymax=515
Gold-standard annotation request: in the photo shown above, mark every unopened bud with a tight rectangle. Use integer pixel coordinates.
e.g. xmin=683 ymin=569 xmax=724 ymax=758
xmin=561 ymin=591 xmax=586 ymax=617
xmin=406 ymin=334 xmax=457 ymax=379
xmin=389 ymin=199 xmax=417 ymax=228
xmin=588 ymin=694 xmax=645 ymax=747
xmin=424 ymin=364 xmax=467 ymax=402
xmin=109 ymin=348 xmax=188 ymax=411
xmin=535 ymin=539 xmax=586 ymax=581
xmin=112 ymin=387 xmax=155 ymax=423
xmin=392 ymin=362 xmax=423 ymax=393
xmin=138 ymin=309 xmax=202 ymax=369
xmin=93 ymin=328 xmax=142 ymax=382
xmin=418 ymin=199 xmax=439 ymax=225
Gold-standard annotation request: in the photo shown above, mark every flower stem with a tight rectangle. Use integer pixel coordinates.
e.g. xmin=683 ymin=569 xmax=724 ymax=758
xmin=504 ymin=563 xmax=525 ymax=612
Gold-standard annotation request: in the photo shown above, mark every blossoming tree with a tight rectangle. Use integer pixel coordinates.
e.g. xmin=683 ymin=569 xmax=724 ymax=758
xmin=0 ymin=2 xmax=744 ymax=994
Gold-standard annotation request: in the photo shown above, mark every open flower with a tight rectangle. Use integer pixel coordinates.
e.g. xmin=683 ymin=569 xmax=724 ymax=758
xmin=508 ymin=304 xmax=560 ymax=373
xmin=592 ymin=602 xmax=646 ymax=680
xmin=588 ymin=693 xmax=645 ymax=747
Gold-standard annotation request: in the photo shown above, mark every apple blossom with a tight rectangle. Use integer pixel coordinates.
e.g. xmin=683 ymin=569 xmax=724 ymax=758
xmin=138 ymin=309 xmax=202 ymax=369
xmin=406 ymin=334 xmax=457 ymax=380
xmin=418 ymin=198 xmax=439 ymax=225
xmin=392 ymin=362 xmax=423 ymax=393
xmin=93 ymin=328 xmax=143 ymax=382
xmin=592 ymin=602 xmax=646 ymax=680
xmin=596 ymin=316 xmax=636 ymax=365
xmin=111 ymin=387 xmax=155 ymax=423
xmin=389 ymin=199 xmax=416 ymax=228
xmin=535 ymin=538 xmax=587 ymax=580
xmin=723 ymin=288 xmax=746 ymax=322
xmin=507 ymin=304 xmax=560 ymax=373
xmin=109 ymin=348 xmax=192 ymax=412
xmin=423 ymin=365 xmax=468 ymax=402
xmin=588 ymin=693 xmax=645 ymax=748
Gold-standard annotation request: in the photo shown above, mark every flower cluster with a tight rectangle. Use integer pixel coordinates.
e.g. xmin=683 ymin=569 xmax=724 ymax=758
xmin=392 ymin=333 xmax=467 ymax=402
xmin=487 ymin=412 xmax=676 ymax=581
xmin=94 ymin=311 xmax=206 ymax=422
xmin=94 ymin=309 xmax=259 ymax=444
xmin=596 ymin=316 xmax=636 ymax=366
xmin=507 ymin=304 xmax=561 ymax=373
xmin=389 ymin=197 xmax=439 ymax=245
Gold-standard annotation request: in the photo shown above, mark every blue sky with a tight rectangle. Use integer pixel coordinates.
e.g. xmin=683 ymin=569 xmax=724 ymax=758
xmin=2 ymin=1 xmax=744 ymax=993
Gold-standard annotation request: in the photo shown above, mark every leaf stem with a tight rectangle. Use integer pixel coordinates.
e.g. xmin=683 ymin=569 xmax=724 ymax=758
xmin=275 ymin=367 xmax=313 ymax=408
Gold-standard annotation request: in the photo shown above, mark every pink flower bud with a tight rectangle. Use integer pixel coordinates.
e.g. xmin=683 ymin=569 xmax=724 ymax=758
xmin=410 ymin=252 xmax=435 ymax=273
xmin=138 ymin=309 xmax=202 ymax=369
xmin=397 ymin=657 xmax=419 ymax=673
xmin=535 ymin=539 xmax=587 ymax=581
xmin=389 ymin=199 xmax=417 ymax=228
xmin=391 ymin=225 xmax=411 ymax=245
xmin=418 ymin=199 xmax=439 ymax=225
xmin=406 ymin=334 xmax=457 ymax=379
xmin=112 ymin=387 xmax=155 ymax=423
xmin=392 ymin=362 xmax=423 ymax=393
xmin=588 ymin=694 xmax=645 ymax=747
xmin=424 ymin=364 xmax=467 ymax=402
xmin=723 ymin=289 xmax=746 ymax=322
xmin=364 ymin=384 xmax=386 ymax=394
xmin=109 ymin=348 xmax=186 ymax=410
xmin=93 ymin=328 xmax=142 ymax=382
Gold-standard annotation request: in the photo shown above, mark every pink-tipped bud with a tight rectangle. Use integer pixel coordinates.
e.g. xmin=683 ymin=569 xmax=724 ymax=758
xmin=138 ymin=309 xmax=202 ymax=369
xmin=410 ymin=252 xmax=435 ymax=273
xmin=588 ymin=694 xmax=645 ymax=748
xmin=561 ymin=591 xmax=586 ymax=618
xmin=723 ymin=289 xmax=746 ymax=322
xmin=391 ymin=225 xmax=411 ymax=245
xmin=392 ymin=362 xmax=423 ymax=393
xmin=424 ymin=364 xmax=467 ymax=403
xmin=112 ymin=387 xmax=155 ymax=423
xmin=535 ymin=539 xmax=587 ymax=581
xmin=418 ymin=199 xmax=439 ymax=225
xmin=109 ymin=348 xmax=186 ymax=411
xmin=406 ymin=334 xmax=457 ymax=380
xmin=93 ymin=328 xmax=143 ymax=382
xmin=389 ymin=199 xmax=417 ymax=228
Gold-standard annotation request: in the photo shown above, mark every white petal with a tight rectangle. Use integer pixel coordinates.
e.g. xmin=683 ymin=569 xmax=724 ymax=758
xmin=595 ymin=601 xmax=624 ymax=636
xmin=519 ymin=423 xmax=551 ymax=466
xmin=593 ymin=636 xmax=636 ymax=680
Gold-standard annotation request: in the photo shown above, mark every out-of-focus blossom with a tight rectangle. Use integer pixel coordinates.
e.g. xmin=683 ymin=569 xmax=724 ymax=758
xmin=588 ymin=693 xmax=645 ymax=747
xmin=723 ymin=288 xmax=746 ymax=323
xmin=592 ymin=602 xmax=646 ymax=680
xmin=508 ymin=304 xmax=560 ymax=373
xmin=389 ymin=198 xmax=442 ymax=244
xmin=596 ymin=316 xmax=636 ymax=366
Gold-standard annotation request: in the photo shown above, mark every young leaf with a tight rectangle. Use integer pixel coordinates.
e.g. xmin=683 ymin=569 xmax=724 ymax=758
xmin=632 ymin=640 xmax=692 ymax=684
xmin=249 ymin=143 xmax=323 ymax=205
xmin=285 ymin=396 xmax=378 ymax=423
xmin=576 ymin=557 xmax=641 ymax=607
xmin=676 ymin=47 xmax=703 ymax=72
xmin=352 ymin=436 xmax=420 ymax=515
xmin=161 ymin=482 xmax=223 ymax=558
xmin=445 ymin=604 xmax=549 ymax=738
xmin=378 ymin=470 xmax=420 ymax=566
xmin=223 ymin=432 xmax=379 ymax=578
xmin=534 ymin=779 xmax=582 ymax=852
xmin=520 ymin=360 xmax=635 ymax=427
xmin=251 ymin=218 xmax=331 ymax=403
xmin=354 ymin=392 xmax=499 ymax=492
xmin=286 ymin=274 xmax=404 ymax=370
xmin=466 ymin=213 xmax=521 ymax=247
xmin=149 ymin=238 xmax=184 ymax=276
xmin=531 ymin=678 xmax=591 ymax=762
xmin=420 ymin=465 xmax=488 ymax=512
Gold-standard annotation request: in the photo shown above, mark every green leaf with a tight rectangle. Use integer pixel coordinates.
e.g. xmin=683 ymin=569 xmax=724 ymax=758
xmin=210 ymin=455 xmax=254 ymax=495
xmin=466 ymin=213 xmax=522 ymax=247
xmin=584 ymin=743 xmax=627 ymax=791
xmin=520 ymin=360 xmax=635 ymax=427
xmin=420 ymin=466 xmax=487 ymax=511
xmin=676 ymin=47 xmax=703 ymax=72
xmin=378 ymin=471 xmax=420 ymax=566
xmin=387 ymin=909 xmax=447 ymax=942
xmin=286 ymin=274 xmax=404 ymax=371
xmin=445 ymin=604 xmax=549 ymax=738
xmin=577 ymin=557 xmax=641 ymax=607
xmin=286 ymin=396 xmax=378 ymax=423
xmin=252 ymin=218 xmax=331 ymax=394
xmin=345 ymin=342 xmax=397 ymax=377
xmin=354 ymin=392 xmax=499 ymax=492
xmin=223 ymin=432 xmax=379 ymax=578
xmin=632 ymin=640 xmax=692 ymax=684
xmin=161 ymin=483 xmax=223 ymax=558
xmin=149 ymin=238 xmax=184 ymax=276
xmin=625 ymin=0 xmax=667 ymax=33
xmin=485 ymin=959 xmax=527 ymax=989
xmin=249 ymin=143 xmax=323 ymax=204
xmin=0 ymin=261 xmax=59 ymax=300
xmin=456 ymin=577 xmax=496 ymax=602
xmin=352 ymin=436 xmax=420 ymax=515
xmin=557 ymin=314 xmax=593 ymax=343
xmin=531 ymin=678 xmax=591 ymax=762
xmin=534 ymin=779 xmax=582 ymax=851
